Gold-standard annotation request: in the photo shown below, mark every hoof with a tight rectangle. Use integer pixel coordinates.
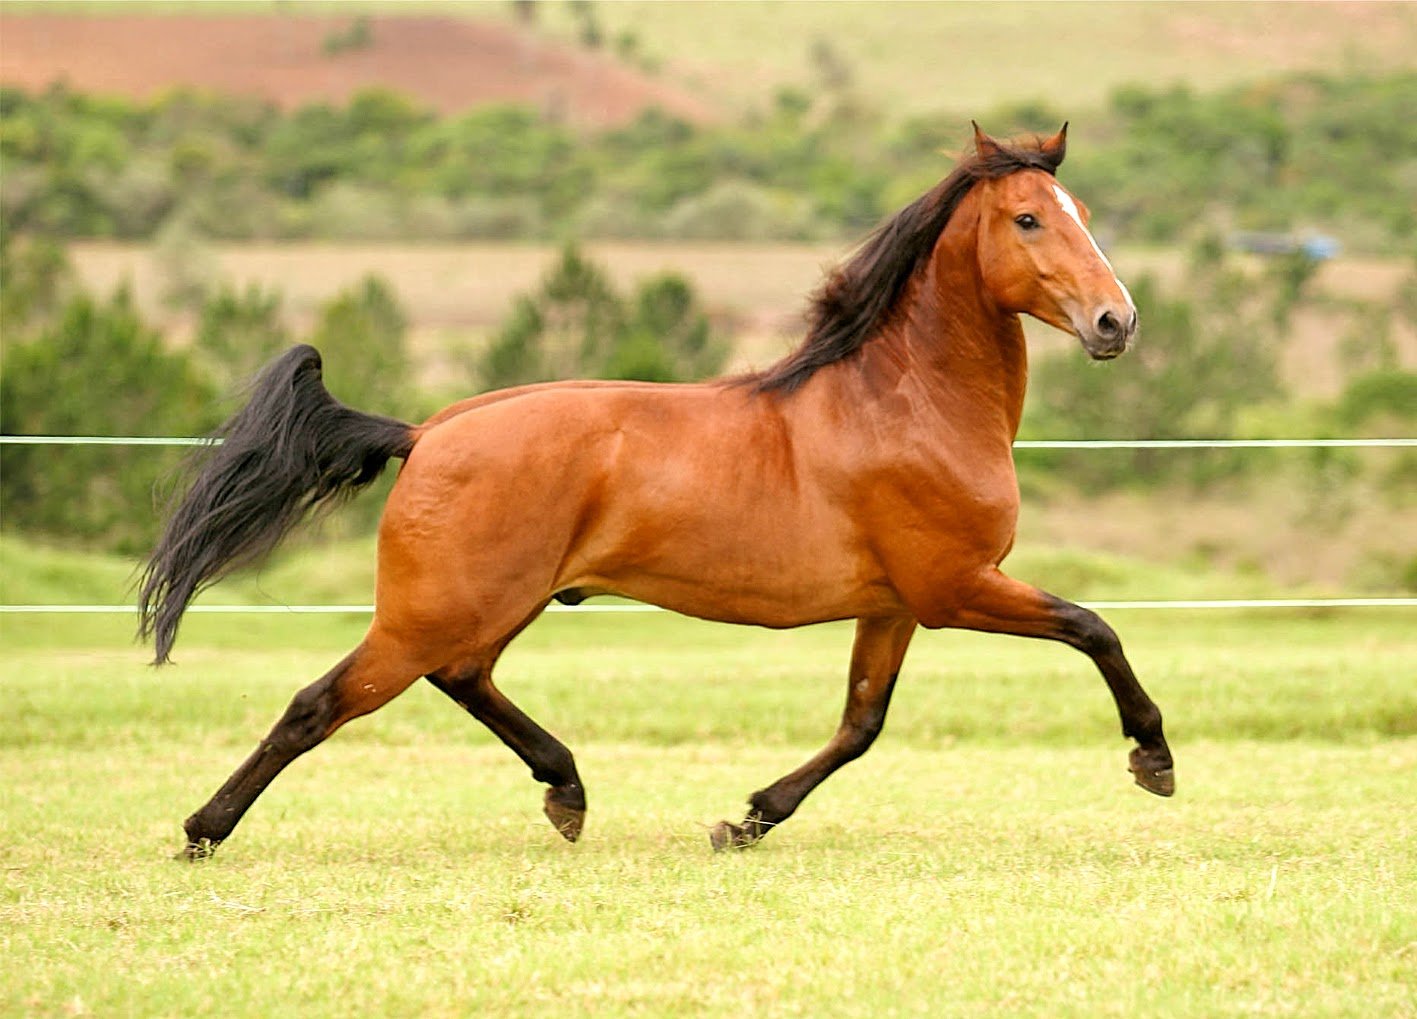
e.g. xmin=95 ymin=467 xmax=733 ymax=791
xmin=1129 ymin=747 xmax=1176 ymax=797
xmin=709 ymin=819 xmax=763 ymax=852
xmin=178 ymin=837 xmax=218 ymax=861
xmin=543 ymin=790 xmax=585 ymax=843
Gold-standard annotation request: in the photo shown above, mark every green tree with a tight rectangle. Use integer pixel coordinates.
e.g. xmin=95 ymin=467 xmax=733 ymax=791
xmin=0 ymin=231 xmax=73 ymax=336
xmin=305 ymin=274 xmax=411 ymax=417
xmin=606 ymin=273 xmax=724 ymax=382
xmin=194 ymin=282 xmax=290 ymax=390
xmin=481 ymin=246 xmax=725 ymax=389
xmin=1022 ymin=268 xmax=1282 ymax=487
xmin=482 ymin=244 xmax=623 ymax=389
xmin=0 ymin=288 xmax=218 ymax=552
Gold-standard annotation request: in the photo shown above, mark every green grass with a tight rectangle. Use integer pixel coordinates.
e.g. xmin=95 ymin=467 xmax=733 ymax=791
xmin=3 ymin=609 xmax=1415 ymax=1016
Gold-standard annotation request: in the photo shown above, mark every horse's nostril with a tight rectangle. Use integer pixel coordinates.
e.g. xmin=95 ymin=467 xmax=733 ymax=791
xmin=1097 ymin=311 xmax=1120 ymax=338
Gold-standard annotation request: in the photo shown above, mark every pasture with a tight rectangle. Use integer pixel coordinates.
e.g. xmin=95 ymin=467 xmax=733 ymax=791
xmin=4 ymin=608 xmax=1414 ymax=1016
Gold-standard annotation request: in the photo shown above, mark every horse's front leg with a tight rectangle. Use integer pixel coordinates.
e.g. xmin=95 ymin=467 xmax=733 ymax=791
xmin=712 ymin=615 xmax=918 ymax=850
xmin=940 ymin=568 xmax=1174 ymax=796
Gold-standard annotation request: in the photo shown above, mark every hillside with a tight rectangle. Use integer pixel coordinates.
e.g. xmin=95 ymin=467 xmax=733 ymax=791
xmin=0 ymin=12 xmax=716 ymax=127
xmin=5 ymin=4 xmax=1414 ymax=126
xmin=513 ymin=0 xmax=1417 ymax=117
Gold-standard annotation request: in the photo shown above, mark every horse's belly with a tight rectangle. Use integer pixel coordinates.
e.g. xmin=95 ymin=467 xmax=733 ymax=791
xmin=597 ymin=570 xmax=905 ymax=628
xmin=569 ymin=505 xmax=904 ymax=626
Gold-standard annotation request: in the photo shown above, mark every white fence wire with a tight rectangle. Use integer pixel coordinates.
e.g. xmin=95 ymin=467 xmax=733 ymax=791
xmin=3 ymin=599 xmax=1414 ymax=615
xmin=2 ymin=434 xmax=1413 ymax=614
xmin=3 ymin=435 xmax=1415 ymax=449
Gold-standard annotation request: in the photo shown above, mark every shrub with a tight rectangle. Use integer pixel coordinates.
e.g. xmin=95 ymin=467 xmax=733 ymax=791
xmin=306 ymin=274 xmax=412 ymax=418
xmin=1335 ymin=369 xmax=1417 ymax=431
xmin=660 ymin=180 xmax=814 ymax=241
xmin=193 ymin=283 xmax=290 ymax=390
xmin=481 ymin=244 xmax=725 ymax=389
xmin=0 ymin=288 xmax=218 ymax=553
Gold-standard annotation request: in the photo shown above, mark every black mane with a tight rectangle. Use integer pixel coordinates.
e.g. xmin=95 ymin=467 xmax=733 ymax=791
xmin=748 ymin=139 xmax=1062 ymax=394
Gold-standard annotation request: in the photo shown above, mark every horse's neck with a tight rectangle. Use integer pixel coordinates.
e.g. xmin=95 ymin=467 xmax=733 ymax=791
xmin=854 ymin=215 xmax=1030 ymax=439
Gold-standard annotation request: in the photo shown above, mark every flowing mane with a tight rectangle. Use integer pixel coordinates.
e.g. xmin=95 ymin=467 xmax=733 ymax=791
xmin=747 ymin=138 xmax=1064 ymax=394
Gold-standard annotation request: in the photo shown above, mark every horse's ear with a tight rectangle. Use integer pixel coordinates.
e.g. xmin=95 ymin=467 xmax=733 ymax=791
xmin=971 ymin=120 xmax=1003 ymax=159
xmin=1040 ymin=122 xmax=1068 ymax=171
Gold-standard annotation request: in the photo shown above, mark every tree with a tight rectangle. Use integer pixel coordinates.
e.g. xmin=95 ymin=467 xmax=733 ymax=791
xmin=0 ymin=287 xmax=218 ymax=553
xmin=0 ymin=230 xmax=73 ymax=336
xmin=481 ymin=244 xmax=623 ymax=389
xmin=193 ymin=282 xmax=290 ymax=390
xmin=1021 ymin=264 xmax=1282 ymax=488
xmin=480 ymin=245 xmax=725 ymax=389
xmin=607 ymin=273 xmax=725 ymax=382
xmin=305 ymin=274 xmax=411 ymax=417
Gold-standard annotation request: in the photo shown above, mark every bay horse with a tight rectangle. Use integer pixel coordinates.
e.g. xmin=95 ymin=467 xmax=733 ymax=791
xmin=140 ymin=124 xmax=1173 ymax=859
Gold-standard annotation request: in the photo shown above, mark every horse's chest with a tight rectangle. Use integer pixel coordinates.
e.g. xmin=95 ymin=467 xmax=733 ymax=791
xmin=865 ymin=458 xmax=1020 ymax=566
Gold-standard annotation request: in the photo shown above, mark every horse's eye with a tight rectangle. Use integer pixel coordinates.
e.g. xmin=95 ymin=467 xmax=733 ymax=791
xmin=1014 ymin=213 xmax=1040 ymax=231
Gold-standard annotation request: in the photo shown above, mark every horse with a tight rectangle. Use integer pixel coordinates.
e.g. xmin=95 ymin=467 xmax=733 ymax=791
xmin=140 ymin=123 xmax=1173 ymax=859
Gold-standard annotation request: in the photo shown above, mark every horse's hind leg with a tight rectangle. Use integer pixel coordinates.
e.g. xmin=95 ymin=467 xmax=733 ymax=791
xmin=712 ymin=615 xmax=918 ymax=850
xmin=181 ymin=628 xmax=430 ymax=858
xmin=426 ymin=663 xmax=586 ymax=842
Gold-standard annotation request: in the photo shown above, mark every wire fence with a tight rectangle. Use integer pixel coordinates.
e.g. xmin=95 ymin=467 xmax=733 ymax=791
xmin=2 ymin=433 xmax=1413 ymax=615
xmin=3 ymin=435 xmax=1415 ymax=449
xmin=2 ymin=599 xmax=1414 ymax=615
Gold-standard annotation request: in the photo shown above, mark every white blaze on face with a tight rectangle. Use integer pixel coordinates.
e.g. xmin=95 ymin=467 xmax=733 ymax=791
xmin=1051 ymin=183 xmax=1135 ymax=315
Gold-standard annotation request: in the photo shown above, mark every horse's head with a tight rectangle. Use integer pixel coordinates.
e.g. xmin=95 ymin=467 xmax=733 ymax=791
xmin=971 ymin=123 xmax=1137 ymax=359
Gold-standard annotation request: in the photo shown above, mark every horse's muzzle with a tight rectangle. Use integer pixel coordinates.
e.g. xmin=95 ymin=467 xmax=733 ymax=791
xmin=1079 ymin=306 xmax=1137 ymax=360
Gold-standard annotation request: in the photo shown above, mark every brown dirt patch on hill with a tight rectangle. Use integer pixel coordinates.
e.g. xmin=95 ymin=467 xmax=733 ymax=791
xmin=0 ymin=12 xmax=718 ymax=127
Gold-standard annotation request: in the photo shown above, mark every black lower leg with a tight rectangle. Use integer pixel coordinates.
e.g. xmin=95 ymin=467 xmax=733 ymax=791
xmin=183 ymin=657 xmax=351 ymax=857
xmin=1046 ymin=596 xmax=1174 ymax=795
xmin=712 ymin=616 xmax=916 ymax=850
xmin=427 ymin=669 xmax=586 ymax=841
xmin=710 ymin=693 xmax=894 ymax=851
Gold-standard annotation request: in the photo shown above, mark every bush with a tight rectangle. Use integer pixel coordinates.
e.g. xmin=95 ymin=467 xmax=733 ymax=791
xmin=0 ymin=288 xmax=219 ymax=553
xmin=4 ymin=73 xmax=1413 ymax=249
xmin=305 ymin=275 xmax=412 ymax=418
xmin=481 ymin=244 xmax=725 ymax=389
xmin=1335 ymin=369 xmax=1417 ymax=431
xmin=660 ymin=180 xmax=814 ymax=240
xmin=193 ymin=283 xmax=289 ymax=390
xmin=0 ymin=231 xmax=73 ymax=335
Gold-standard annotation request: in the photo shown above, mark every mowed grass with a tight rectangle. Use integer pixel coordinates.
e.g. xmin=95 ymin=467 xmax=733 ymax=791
xmin=3 ymin=610 xmax=1415 ymax=1016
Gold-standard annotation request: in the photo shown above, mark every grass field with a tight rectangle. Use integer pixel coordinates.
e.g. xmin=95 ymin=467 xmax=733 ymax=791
xmin=3 ymin=608 xmax=1415 ymax=1016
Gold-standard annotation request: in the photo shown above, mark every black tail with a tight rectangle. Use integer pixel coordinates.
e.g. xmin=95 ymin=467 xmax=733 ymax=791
xmin=138 ymin=345 xmax=415 ymax=663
